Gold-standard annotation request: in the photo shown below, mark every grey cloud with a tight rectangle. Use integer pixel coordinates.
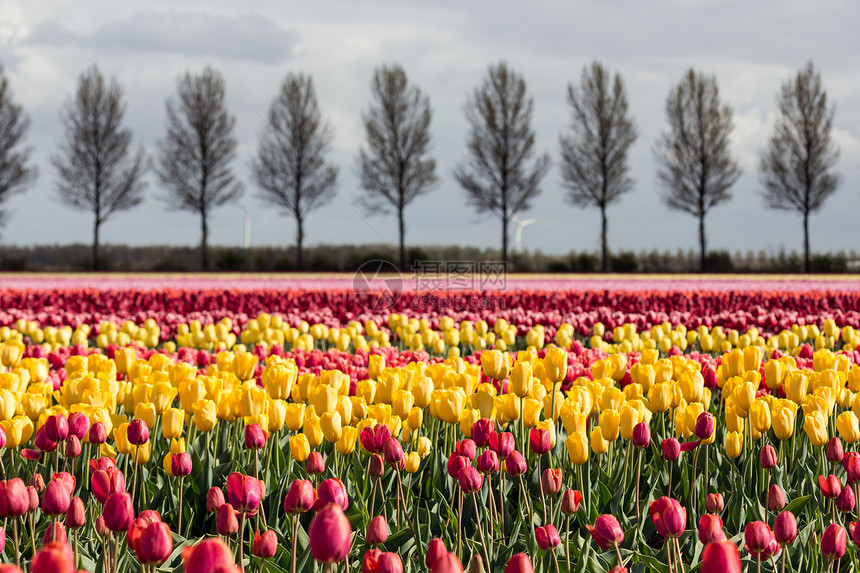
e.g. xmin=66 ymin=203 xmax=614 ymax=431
xmin=26 ymin=10 xmax=296 ymax=63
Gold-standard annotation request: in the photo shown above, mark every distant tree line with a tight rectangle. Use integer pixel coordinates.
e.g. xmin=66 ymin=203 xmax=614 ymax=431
xmin=0 ymin=59 xmax=844 ymax=272
xmin=0 ymin=242 xmax=856 ymax=275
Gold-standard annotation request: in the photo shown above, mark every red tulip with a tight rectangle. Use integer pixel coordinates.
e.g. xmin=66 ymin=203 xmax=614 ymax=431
xmin=744 ymin=521 xmax=774 ymax=559
xmin=505 ymin=451 xmax=528 ymax=477
xmin=454 ymin=439 xmax=477 ymax=461
xmin=91 ymin=468 xmax=125 ymax=504
xmin=585 ymin=514 xmax=625 ymax=549
xmin=694 ymin=412 xmax=715 ymax=440
xmin=216 ymin=503 xmax=239 ymax=536
xmin=306 ymin=452 xmax=326 ymax=475
xmin=425 ymin=538 xmax=447 ymax=568
xmin=760 ymin=445 xmax=777 ymax=469
xmin=26 ymin=486 xmax=38 ymax=512
xmin=64 ymin=497 xmax=85 ymax=529
xmin=244 ymin=423 xmax=267 ymax=450
xmin=206 ymin=487 xmax=225 ymax=512
xmin=226 ymin=472 xmax=262 ymax=517
xmin=29 ymin=473 xmax=45 ymax=493
xmin=90 ymin=456 xmax=116 ymax=473
xmin=64 ymin=436 xmax=81 ymax=458
xmin=838 ymin=484 xmax=856 ymax=513
xmin=774 ymin=511 xmax=797 ymax=545
xmin=505 ymin=553 xmax=535 ymax=573
xmin=561 ymin=489 xmax=582 ymax=514
xmin=252 ymin=529 xmax=277 ymax=558
xmin=827 ymin=437 xmax=844 ymax=463
xmin=458 ymin=466 xmax=483 ymax=494
xmin=363 ymin=549 xmax=382 ymax=573
xmin=41 ymin=478 xmax=71 ymax=516
xmin=367 ymin=516 xmax=389 ymax=545
xmin=44 ymin=415 xmax=69 ymax=443
xmin=447 ymin=454 xmax=469 ymax=479
xmin=649 ymin=497 xmax=686 ymax=538
xmin=308 ymin=504 xmax=352 ymax=564
xmin=360 ymin=425 xmax=391 ymax=454
xmin=706 ymin=493 xmax=724 ymax=513
xmin=429 ymin=551 xmax=464 ymax=573
xmin=127 ymin=419 xmax=150 ymax=445
xmin=701 ymin=541 xmax=742 ymax=573
xmin=384 ymin=438 xmax=406 ymax=470
xmin=171 ymin=453 xmax=193 ymax=477
xmin=103 ymin=492 xmax=134 ymax=532
xmin=135 ymin=521 xmax=172 ymax=564
xmin=95 ymin=516 xmax=107 ymax=537
xmin=535 ymin=524 xmax=561 ymax=550
xmin=314 ymin=478 xmax=349 ymax=511
xmin=476 ymin=450 xmax=499 ymax=474
xmin=767 ymin=484 xmax=786 ymax=511
xmin=181 ymin=537 xmax=241 ymax=573
xmin=369 ymin=454 xmax=385 ymax=477
xmin=88 ymin=422 xmax=107 ymax=444
xmin=489 ymin=431 xmax=515 ymax=459
xmin=822 ymin=523 xmax=847 ymax=560
xmin=819 ymin=475 xmax=842 ymax=498
xmin=67 ymin=412 xmax=89 ymax=439
xmin=0 ymin=479 xmax=29 ymax=518
xmin=376 ymin=552 xmax=404 ymax=573
xmin=31 ymin=541 xmax=74 ymax=573
xmin=529 ymin=428 xmax=551 ymax=455
xmin=844 ymin=452 xmax=860 ymax=484
xmin=632 ymin=422 xmax=650 ymax=448
xmin=42 ymin=522 xmax=66 ymax=545
xmin=284 ymin=479 xmax=317 ymax=514
xmin=698 ymin=514 xmax=727 ymax=545
xmin=661 ymin=438 xmax=680 ymax=461
xmin=540 ymin=468 xmax=562 ymax=496
xmin=471 ymin=418 xmax=495 ymax=448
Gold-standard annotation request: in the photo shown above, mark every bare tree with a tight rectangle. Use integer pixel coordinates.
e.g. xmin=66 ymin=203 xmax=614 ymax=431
xmin=760 ymin=61 xmax=840 ymax=273
xmin=357 ymin=63 xmax=438 ymax=271
xmin=654 ymin=68 xmax=741 ymax=272
xmin=455 ymin=61 xmax=550 ymax=266
xmin=560 ymin=61 xmax=637 ymax=272
xmin=252 ymin=73 xmax=337 ymax=270
xmin=156 ymin=66 xmax=243 ymax=271
xmin=0 ymin=62 xmax=37 ymax=236
xmin=52 ymin=65 xmax=147 ymax=270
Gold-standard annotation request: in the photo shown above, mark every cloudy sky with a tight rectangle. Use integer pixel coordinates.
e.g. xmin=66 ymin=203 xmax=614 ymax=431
xmin=1 ymin=0 xmax=858 ymax=258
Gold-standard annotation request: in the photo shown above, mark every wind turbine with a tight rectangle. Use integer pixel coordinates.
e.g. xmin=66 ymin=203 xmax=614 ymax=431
xmin=513 ymin=215 xmax=536 ymax=254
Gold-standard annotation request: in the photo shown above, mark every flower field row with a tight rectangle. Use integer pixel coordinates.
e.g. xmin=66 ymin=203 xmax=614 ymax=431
xmin=1 ymin=286 xmax=860 ymax=571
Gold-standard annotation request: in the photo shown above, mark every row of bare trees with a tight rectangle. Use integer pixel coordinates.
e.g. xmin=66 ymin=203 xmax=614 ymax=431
xmin=0 ymin=60 xmax=843 ymax=272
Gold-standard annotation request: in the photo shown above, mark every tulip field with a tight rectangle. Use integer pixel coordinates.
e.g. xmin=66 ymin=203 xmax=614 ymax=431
xmin=4 ymin=278 xmax=860 ymax=572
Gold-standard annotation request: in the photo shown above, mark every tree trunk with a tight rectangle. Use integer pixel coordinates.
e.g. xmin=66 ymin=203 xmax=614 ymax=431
xmin=803 ymin=209 xmax=810 ymax=273
xmin=501 ymin=213 xmax=509 ymax=267
xmin=601 ymin=205 xmax=608 ymax=273
xmin=92 ymin=217 xmax=100 ymax=272
xmin=398 ymin=205 xmax=406 ymax=271
xmin=699 ymin=211 xmax=706 ymax=273
xmin=200 ymin=211 xmax=209 ymax=271
xmin=296 ymin=213 xmax=304 ymax=271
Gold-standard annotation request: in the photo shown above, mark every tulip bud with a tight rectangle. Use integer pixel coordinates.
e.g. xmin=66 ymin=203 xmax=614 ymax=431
xmin=378 ymin=552 xmax=404 ymax=573
xmin=67 ymin=412 xmax=89 ymax=440
xmin=226 ymin=472 xmax=263 ymax=517
xmin=695 ymin=412 xmax=715 ymax=441
xmin=206 ymin=487 xmax=225 ymax=512
xmin=529 ymin=428 xmax=551 ymax=455
xmin=308 ymin=504 xmax=352 ymax=564
xmin=64 ymin=436 xmax=81 ymax=459
xmin=505 ymin=554 xmax=535 ymax=573
xmin=127 ymin=419 xmax=149 ymax=445
xmin=505 ymin=450 xmax=527 ymax=477
xmin=706 ymin=493 xmax=724 ymax=513
xmin=103 ymin=492 xmax=134 ymax=531
xmin=0 ymin=478 xmax=29 ymax=518
xmin=44 ymin=415 xmax=69 ymax=443
xmin=827 ymin=437 xmax=845 ymax=463
xmin=701 ymin=541 xmax=742 ymax=573
xmin=471 ymin=419 xmax=495 ymax=448
xmin=363 ymin=548 xmax=382 ymax=573
xmin=837 ymin=485 xmax=856 ymax=513
xmin=447 ymin=454 xmax=469 ymax=479
xmin=306 ymin=452 xmax=326 ymax=475
xmin=489 ymin=431 xmax=515 ymax=460
xmin=535 ymin=524 xmax=561 ymax=550
xmin=821 ymin=523 xmax=847 ymax=560
xmin=560 ymin=489 xmax=582 ymax=514
xmin=88 ymin=422 xmax=107 ymax=445
xmin=171 ymin=453 xmax=192 ymax=478
xmin=426 ymin=538 xmax=448 ymax=569
xmin=632 ymin=422 xmax=650 ymax=449
xmin=314 ymin=478 xmax=348 ymax=512
xmin=384 ymin=438 xmax=406 ymax=471
xmin=585 ymin=514 xmax=625 ymax=550
xmin=252 ymin=529 xmax=277 ymax=559
xmin=819 ymin=474 xmax=842 ymax=498
xmin=181 ymin=538 xmax=239 ymax=573
xmin=27 ymin=487 xmax=38 ymax=512
xmin=760 ymin=445 xmax=777 ymax=470
xmin=767 ymin=484 xmax=786 ymax=511
xmin=454 ymin=439 xmax=477 ymax=461
xmin=369 ymin=454 xmax=385 ymax=477
xmin=649 ymin=497 xmax=686 ymax=538
xmin=458 ymin=467 xmax=483 ymax=494
xmin=244 ymin=423 xmax=267 ymax=450
xmin=42 ymin=478 xmax=72 ymax=516
xmin=662 ymin=438 xmax=681 ymax=462
xmin=476 ymin=451 xmax=499 ymax=475
xmin=774 ymin=511 xmax=797 ymax=545
xmin=95 ymin=516 xmax=108 ymax=537
xmin=216 ymin=503 xmax=239 ymax=536
xmin=29 ymin=473 xmax=45 ymax=494
xmin=367 ymin=516 xmax=389 ymax=545
xmin=135 ymin=522 xmax=172 ymax=565
xmin=540 ymin=468 xmax=562 ymax=496
xmin=744 ymin=521 xmax=773 ymax=556
xmin=31 ymin=541 xmax=74 ymax=573
xmin=41 ymin=522 xmax=67 ymax=545
xmin=698 ymin=514 xmax=727 ymax=545
xmin=64 ymin=497 xmax=85 ymax=529
xmin=284 ymin=479 xmax=316 ymax=514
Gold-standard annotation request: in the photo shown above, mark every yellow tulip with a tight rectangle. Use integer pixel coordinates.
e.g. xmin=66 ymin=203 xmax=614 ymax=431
xmin=262 ymin=362 xmax=297 ymax=400
xmin=679 ymin=371 xmax=704 ymax=403
xmin=522 ymin=398 xmax=541 ymax=428
xmin=460 ymin=408 xmax=479 ymax=437
xmin=784 ymin=372 xmax=808 ymax=404
xmin=648 ymin=383 xmax=673 ymax=413
xmin=133 ymin=402 xmax=157 ymax=431
xmin=289 ymin=433 xmax=311 ymax=461
xmin=620 ymin=405 xmax=643 ymax=440
xmin=162 ymin=408 xmax=184 ymax=440
xmin=336 ymin=426 xmax=358 ymax=455
xmin=481 ymin=349 xmax=510 ymax=380
xmin=725 ymin=431 xmax=743 ymax=458
xmin=749 ymin=400 xmax=772 ymax=433
xmin=566 ymin=431 xmax=589 ymax=464
xmin=321 ymin=411 xmax=343 ymax=443
xmin=239 ymin=384 xmax=267 ymax=418
xmin=837 ymin=411 xmax=860 ymax=443
xmin=285 ymin=403 xmax=305 ymax=432
xmin=509 ymin=361 xmax=533 ymax=398
xmin=192 ymin=399 xmax=217 ymax=432
xmin=437 ymin=390 xmax=465 ymax=424
xmin=599 ymin=409 xmax=620 ymax=442
xmin=803 ymin=410 xmax=828 ymax=447
xmin=544 ymin=347 xmax=568 ymax=383
xmin=405 ymin=451 xmax=421 ymax=473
